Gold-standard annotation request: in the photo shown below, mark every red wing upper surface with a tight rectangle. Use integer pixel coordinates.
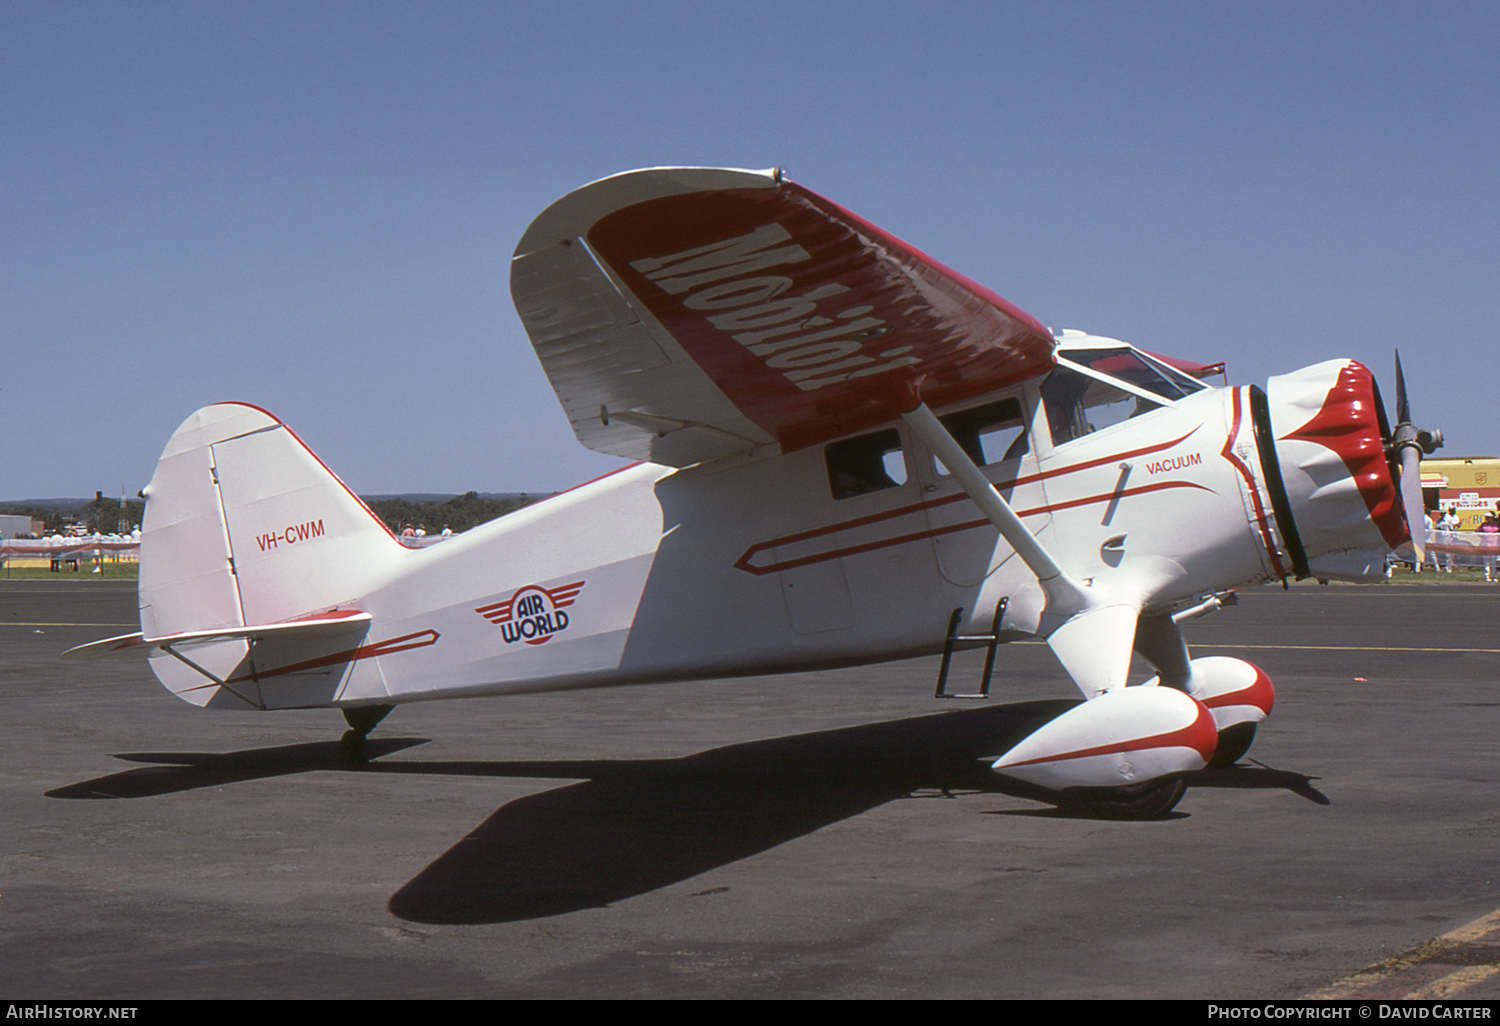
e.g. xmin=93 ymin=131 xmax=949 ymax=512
xmin=512 ymin=167 xmax=1056 ymax=466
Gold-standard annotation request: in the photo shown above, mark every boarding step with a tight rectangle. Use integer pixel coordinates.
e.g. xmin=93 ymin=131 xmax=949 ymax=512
xmin=934 ymin=599 xmax=1008 ymax=700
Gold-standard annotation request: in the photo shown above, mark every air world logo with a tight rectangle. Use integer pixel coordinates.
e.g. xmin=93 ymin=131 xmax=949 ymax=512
xmin=475 ymin=581 xmax=585 ymax=646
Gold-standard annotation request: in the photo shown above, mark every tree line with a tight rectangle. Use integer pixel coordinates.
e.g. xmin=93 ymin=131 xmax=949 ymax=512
xmin=1 ymin=492 xmax=536 ymax=537
xmin=361 ymin=491 xmax=538 ymax=535
xmin=0 ymin=496 xmax=145 ymax=536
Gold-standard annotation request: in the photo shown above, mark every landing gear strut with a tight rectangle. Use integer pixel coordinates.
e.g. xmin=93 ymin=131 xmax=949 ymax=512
xmin=339 ymin=704 xmax=393 ymax=767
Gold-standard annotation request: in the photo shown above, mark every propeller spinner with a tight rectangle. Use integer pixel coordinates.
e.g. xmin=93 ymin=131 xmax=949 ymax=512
xmin=1389 ymin=351 xmax=1444 ymax=561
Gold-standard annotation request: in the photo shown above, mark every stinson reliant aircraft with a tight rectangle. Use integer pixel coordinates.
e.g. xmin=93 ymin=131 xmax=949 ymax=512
xmin=66 ymin=167 xmax=1442 ymax=818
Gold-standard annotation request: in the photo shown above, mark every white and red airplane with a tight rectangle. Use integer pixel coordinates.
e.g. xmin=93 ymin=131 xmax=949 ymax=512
xmin=65 ymin=167 xmax=1442 ymax=818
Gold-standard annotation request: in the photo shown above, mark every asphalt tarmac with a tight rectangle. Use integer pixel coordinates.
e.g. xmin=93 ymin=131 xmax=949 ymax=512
xmin=3 ymin=578 xmax=1498 ymax=999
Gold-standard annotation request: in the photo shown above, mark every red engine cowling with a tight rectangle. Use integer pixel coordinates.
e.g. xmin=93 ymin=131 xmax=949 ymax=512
xmin=1258 ymin=360 xmax=1404 ymax=582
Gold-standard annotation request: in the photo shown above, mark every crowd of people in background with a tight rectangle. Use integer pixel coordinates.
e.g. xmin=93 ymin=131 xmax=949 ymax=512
xmin=1422 ymin=506 xmax=1500 ymax=581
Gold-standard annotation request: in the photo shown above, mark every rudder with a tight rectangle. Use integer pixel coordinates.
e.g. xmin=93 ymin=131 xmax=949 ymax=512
xmin=139 ymin=403 xmax=405 ymax=707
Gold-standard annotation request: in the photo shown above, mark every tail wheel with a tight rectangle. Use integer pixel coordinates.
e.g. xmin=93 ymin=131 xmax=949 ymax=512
xmin=338 ymin=729 xmax=369 ymax=768
xmin=339 ymin=704 xmax=393 ymax=769
xmin=1063 ymin=774 xmax=1188 ymax=820
xmin=1209 ymin=722 xmax=1257 ymax=767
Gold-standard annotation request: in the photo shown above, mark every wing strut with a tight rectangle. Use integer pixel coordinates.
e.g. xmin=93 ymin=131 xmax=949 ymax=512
xmin=901 ymin=404 xmax=1090 ymax=615
xmin=901 ymin=403 xmax=1143 ymax=697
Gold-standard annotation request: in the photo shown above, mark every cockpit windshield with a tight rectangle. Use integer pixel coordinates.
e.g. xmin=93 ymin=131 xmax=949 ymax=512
xmin=1060 ymin=347 xmax=1205 ymax=402
xmin=1041 ymin=345 xmax=1208 ymax=445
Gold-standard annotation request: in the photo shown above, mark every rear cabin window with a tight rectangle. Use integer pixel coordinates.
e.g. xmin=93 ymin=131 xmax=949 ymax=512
xmin=826 ymin=429 xmax=908 ymax=499
xmin=932 ymin=398 xmax=1027 ymax=475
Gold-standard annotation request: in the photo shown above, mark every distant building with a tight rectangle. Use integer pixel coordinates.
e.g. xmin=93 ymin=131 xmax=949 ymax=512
xmin=0 ymin=514 xmax=32 ymax=538
xmin=1423 ymin=457 xmax=1500 ymax=530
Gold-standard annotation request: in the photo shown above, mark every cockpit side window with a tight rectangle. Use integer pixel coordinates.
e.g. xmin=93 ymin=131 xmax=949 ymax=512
xmin=826 ymin=429 xmax=908 ymax=499
xmin=1040 ymin=344 xmax=1210 ymax=446
xmin=931 ymin=397 xmax=1027 ymax=474
xmin=1041 ymin=364 xmax=1164 ymax=445
xmin=1041 ymin=367 xmax=1097 ymax=446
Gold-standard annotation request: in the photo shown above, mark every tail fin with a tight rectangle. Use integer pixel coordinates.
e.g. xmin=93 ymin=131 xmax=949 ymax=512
xmin=137 ymin=403 xmax=405 ymax=708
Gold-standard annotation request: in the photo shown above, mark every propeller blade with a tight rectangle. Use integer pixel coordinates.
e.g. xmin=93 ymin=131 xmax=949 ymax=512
xmin=1399 ymin=443 xmax=1427 ymax=562
xmin=1389 ymin=349 xmax=1441 ymax=563
xmin=1395 ymin=350 xmax=1411 ymax=427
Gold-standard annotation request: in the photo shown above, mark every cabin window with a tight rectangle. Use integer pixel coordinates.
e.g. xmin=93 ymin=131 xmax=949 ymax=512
xmin=826 ymin=429 xmax=908 ymax=499
xmin=931 ymin=398 xmax=1027 ymax=475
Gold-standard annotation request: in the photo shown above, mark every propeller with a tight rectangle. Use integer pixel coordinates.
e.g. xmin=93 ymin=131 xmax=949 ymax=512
xmin=1389 ymin=350 xmax=1443 ymax=561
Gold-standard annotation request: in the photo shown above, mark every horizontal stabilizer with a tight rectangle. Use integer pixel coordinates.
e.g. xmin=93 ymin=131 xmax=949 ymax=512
xmin=60 ymin=632 xmax=146 ymax=661
xmin=63 ymin=610 xmax=371 ymax=661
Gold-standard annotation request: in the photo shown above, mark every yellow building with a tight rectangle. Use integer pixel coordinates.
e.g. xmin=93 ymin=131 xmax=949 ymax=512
xmin=1422 ymin=457 xmax=1500 ymax=530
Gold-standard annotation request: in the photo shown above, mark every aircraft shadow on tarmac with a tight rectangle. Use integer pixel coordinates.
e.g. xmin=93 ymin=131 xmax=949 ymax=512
xmin=46 ymin=700 xmax=1328 ymax=925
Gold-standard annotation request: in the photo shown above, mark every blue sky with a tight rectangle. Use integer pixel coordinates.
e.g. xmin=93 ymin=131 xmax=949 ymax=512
xmin=5 ymin=0 xmax=1495 ymax=500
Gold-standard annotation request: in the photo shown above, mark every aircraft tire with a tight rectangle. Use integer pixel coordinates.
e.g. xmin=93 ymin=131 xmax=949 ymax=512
xmin=1064 ymin=774 xmax=1188 ymax=820
xmin=1208 ymin=723 xmax=1257 ymax=768
xmin=338 ymin=729 xmax=368 ymax=769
